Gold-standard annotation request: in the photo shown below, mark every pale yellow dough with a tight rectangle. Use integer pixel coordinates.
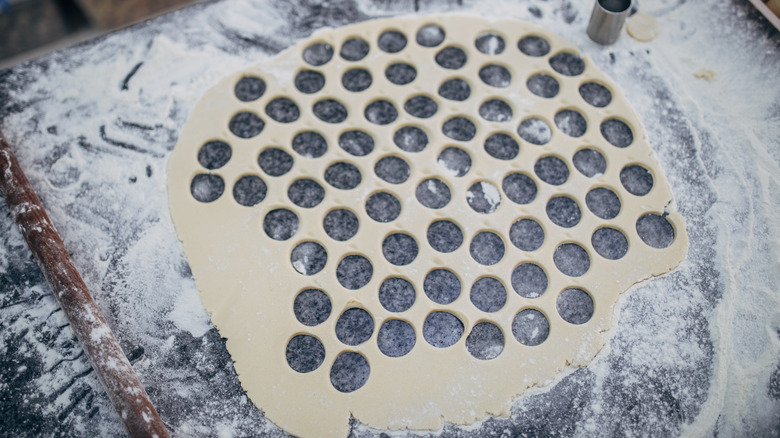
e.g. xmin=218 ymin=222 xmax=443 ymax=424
xmin=168 ymin=15 xmax=688 ymax=438
xmin=627 ymin=14 xmax=661 ymax=42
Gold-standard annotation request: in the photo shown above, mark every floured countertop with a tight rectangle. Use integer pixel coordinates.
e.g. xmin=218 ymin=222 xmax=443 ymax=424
xmin=1 ymin=0 xmax=779 ymax=436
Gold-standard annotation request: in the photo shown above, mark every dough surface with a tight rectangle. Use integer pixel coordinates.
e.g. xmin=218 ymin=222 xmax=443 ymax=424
xmin=627 ymin=14 xmax=660 ymax=42
xmin=168 ymin=15 xmax=688 ymax=438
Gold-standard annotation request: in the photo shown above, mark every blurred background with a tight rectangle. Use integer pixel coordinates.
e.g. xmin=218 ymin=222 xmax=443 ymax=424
xmin=0 ymin=0 xmax=202 ymax=69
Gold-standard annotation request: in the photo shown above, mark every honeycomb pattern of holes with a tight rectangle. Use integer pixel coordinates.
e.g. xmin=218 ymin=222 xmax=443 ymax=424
xmin=330 ymin=351 xmax=370 ymax=393
xmin=234 ymin=76 xmax=266 ymax=102
xmin=340 ymin=37 xmax=370 ymax=61
xmin=288 ymin=178 xmax=325 ymax=208
xmin=585 ymin=187 xmax=621 ymax=220
xmin=511 ymin=262 xmax=549 ymax=299
xmin=382 ymin=232 xmax=419 ymax=266
xmin=365 ymin=191 xmax=401 ymax=223
xmin=479 ymin=99 xmax=513 ymax=123
xmin=517 ymin=117 xmax=552 ymax=146
xmin=335 ymin=307 xmax=374 ymax=346
xmin=557 ymin=288 xmax=594 ymax=325
xmin=286 ymin=334 xmax=325 ymax=373
xmin=258 ymin=147 xmax=294 ymax=177
xmin=291 ymin=241 xmax=327 ymax=276
xmin=423 ymin=269 xmax=461 ymax=305
xmin=620 ymin=164 xmax=654 ymax=196
xmin=197 ymin=140 xmax=231 ymax=170
xmin=511 ymin=308 xmax=550 ymax=346
xmin=338 ymin=129 xmax=375 ymax=157
xmin=303 ymin=42 xmax=334 ymax=66
xmin=554 ymin=109 xmax=587 ymax=138
xmin=437 ymin=146 xmax=471 ymax=177
xmin=393 ymin=125 xmax=429 ymax=152
xmin=573 ymin=147 xmax=607 ymax=178
xmin=534 ymin=155 xmax=570 ymax=186
xmin=553 ymin=243 xmax=591 ymax=277
xmin=416 ymin=178 xmax=451 ymax=209
xmin=526 ymin=73 xmax=560 ymax=98
xmin=636 ymin=213 xmax=675 ymax=249
xmin=423 ymin=311 xmax=464 ymax=348
xmin=470 ymin=231 xmax=505 ymax=266
xmin=385 ymin=62 xmax=417 ymax=85
xmin=336 ymin=254 xmax=373 ymax=290
xmin=435 ymin=46 xmax=468 ymax=70
xmin=509 ymin=218 xmax=545 ymax=252
xmin=475 ymin=32 xmax=506 ymax=55
xmin=378 ymin=277 xmax=416 ymax=313
xmin=377 ymin=319 xmax=416 ymax=358
xmin=263 ymin=208 xmax=299 ymax=241
xmin=293 ymin=288 xmax=332 ymax=327
xmin=191 ymin=174 xmax=224 ymax=203
xmin=517 ymin=35 xmax=551 ymax=57
xmin=374 ymin=155 xmax=411 ymax=184
xmin=546 ymin=196 xmax=582 ymax=228
xmin=600 ymin=118 xmax=634 ymax=148
xmin=484 ymin=133 xmax=519 ymax=161
xmin=469 ymin=277 xmax=507 ymax=313
xmin=502 ymin=172 xmax=538 ymax=205
xmin=427 ymin=220 xmax=463 ymax=254
xmin=592 ymin=227 xmax=629 ymax=260
xmin=295 ymin=69 xmax=326 ymax=94
xmin=342 ymin=68 xmax=373 ymax=93
xmin=292 ymin=131 xmax=328 ymax=158
xmin=478 ymin=64 xmax=512 ymax=88
xmin=313 ymin=98 xmax=348 ymax=124
xmin=228 ymin=111 xmax=265 ymax=139
xmin=378 ymin=30 xmax=407 ymax=53
xmin=324 ymin=161 xmax=362 ymax=190
xmin=579 ymin=81 xmax=612 ymax=108
xmin=323 ymin=208 xmax=359 ymax=242
xmin=232 ymin=175 xmax=267 ymax=207
xmin=265 ymin=97 xmax=301 ymax=124
xmin=549 ymin=51 xmax=586 ymax=76
xmin=466 ymin=181 xmax=502 ymax=214
xmin=416 ymin=24 xmax=445 ymax=47
xmin=404 ymin=95 xmax=439 ymax=119
xmin=466 ymin=321 xmax=505 ymax=360
xmin=442 ymin=116 xmax=477 ymax=141
xmin=365 ymin=99 xmax=399 ymax=125
xmin=438 ymin=77 xmax=471 ymax=101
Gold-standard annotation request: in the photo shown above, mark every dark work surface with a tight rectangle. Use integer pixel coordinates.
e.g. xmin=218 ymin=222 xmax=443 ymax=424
xmin=1 ymin=0 xmax=780 ymax=437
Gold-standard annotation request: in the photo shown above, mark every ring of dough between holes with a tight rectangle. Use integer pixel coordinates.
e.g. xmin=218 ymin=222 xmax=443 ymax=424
xmin=168 ymin=14 xmax=688 ymax=438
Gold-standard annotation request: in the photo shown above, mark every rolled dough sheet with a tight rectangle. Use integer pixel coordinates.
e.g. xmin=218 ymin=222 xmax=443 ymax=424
xmin=167 ymin=15 xmax=688 ymax=438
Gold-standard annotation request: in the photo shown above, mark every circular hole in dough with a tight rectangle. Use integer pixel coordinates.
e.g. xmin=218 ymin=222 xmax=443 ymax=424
xmin=393 ymin=125 xmax=428 ymax=152
xmin=365 ymin=191 xmax=401 ymax=223
xmin=190 ymin=174 xmax=224 ymax=203
xmin=197 ymin=140 xmax=231 ymax=170
xmin=416 ymin=24 xmax=445 ymax=47
xmin=302 ymin=42 xmax=333 ymax=66
xmin=478 ymin=64 xmax=511 ymax=88
xmin=592 ymin=227 xmax=629 ymax=260
xmin=517 ymin=117 xmax=552 ymax=145
xmin=365 ymin=99 xmax=399 ymax=125
xmin=228 ymin=111 xmax=265 ymax=139
xmin=437 ymin=147 xmax=471 ymax=177
xmin=342 ymin=68 xmax=372 ymax=92
xmin=234 ymin=75 xmax=266 ymax=102
xmin=313 ymin=98 xmax=348 ymax=124
xmin=263 ymin=208 xmax=299 ymax=241
xmin=290 ymin=241 xmax=327 ymax=276
xmin=438 ymin=77 xmax=471 ymax=101
xmin=415 ymin=178 xmax=451 ymax=209
xmin=512 ymin=308 xmax=550 ymax=346
xmin=338 ymin=130 xmax=375 ymax=156
xmin=340 ymin=37 xmax=370 ymax=61
xmin=553 ymin=243 xmax=591 ymax=277
xmin=258 ymin=147 xmax=294 ymax=177
xmin=292 ymin=131 xmax=328 ymax=158
xmin=509 ymin=218 xmax=544 ymax=251
xmin=435 ymin=46 xmax=468 ymax=69
xmin=527 ymin=73 xmax=560 ymax=98
xmin=517 ymin=35 xmax=550 ymax=57
xmin=466 ymin=321 xmax=504 ymax=360
xmin=502 ymin=172 xmax=537 ymax=205
xmin=549 ymin=51 xmax=585 ymax=76
xmin=556 ymin=288 xmax=594 ymax=325
xmin=287 ymin=178 xmax=324 ymax=208
xmin=324 ymin=161 xmax=362 ymax=190
xmin=265 ymin=97 xmax=300 ymax=124
xmin=232 ymin=175 xmax=266 ymax=207
xmin=479 ymin=98 xmax=513 ymax=123
xmin=470 ymin=231 xmax=505 ymax=266
xmin=293 ymin=289 xmax=332 ymax=326
xmin=546 ymin=195 xmax=581 ymax=228
xmin=330 ymin=351 xmax=370 ymax=393
xmin=427 ymin=219 xmax=463 ymax=253
xmin=286 ymin=334 xmax=325 ymax=373
xmin=534 ymin=155 xmax=569 ymax=186
xmin=378 ymin=30 xmax=407 ymax=53
xmin=579 ymin=82 xmax=612 ymax=108
xmin=335 ymin=307 xmax=374 ymax=345
xmin=511 ymin=262 xmax=548 ymax=298
xmin=620 ymin=164 xmax=654 ymax=196
xmin=336 ymin=255 xmax=373 ymax=290
xmin=466 ymin=181 xmax=501 ymax=214
xmin=382 ymin=233 xmax=418 ymax=266
xmin=423 ymin=311 xmax=464 ymax=348
xmin=475 ymin=32 xmax=505 ymax=55
xmin=404 ymin=95 xmax=439 ymax=119
xmin=323 ymin=208 xmax=359 ymax=241
xmin=573 ymin=148 xmax=606 ymax=177
xmin=469 ymin=277 xmax=507 ymax=313
xmin=442 ymin=116 xmax=477 ymax=141
xmin=378 ymin=277 xmax=416 ymax=313
xmin=377 ymin=319 xmax=416 ymax=357
xmin=554 ymin=109 xmax=587 ymax=138
xmin=600 ymin=118 xmax=634 ymax=148
xmin=636 ymin=213 xmax=675 ymax=249
xmin=423 ymin=269 xmax=461 ymax=305
xmin=586 ymin=187 xmax=621 ymax=220
xmin=295 ymin=69 xmax=325 ymax=94
xmin=385 ymin=62 xmax=417 ymax=85
xmin=374 ymin=155 xmax=410 ymax=184
xmin=484 ymin=133 xmax=519 ymax=160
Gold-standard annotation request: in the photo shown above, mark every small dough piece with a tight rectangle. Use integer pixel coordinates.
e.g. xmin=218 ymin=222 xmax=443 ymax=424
xmin=694 ymin=69 xmax=717 ymax=81
xmin=168 ymin=15 xmax=688 ymax=438
xmin=627 ymin=14 xmax=660 ymax=42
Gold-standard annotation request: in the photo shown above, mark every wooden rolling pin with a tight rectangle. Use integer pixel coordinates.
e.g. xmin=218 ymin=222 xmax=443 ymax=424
xmin=0 ymin=132 xmax=170 ymax=438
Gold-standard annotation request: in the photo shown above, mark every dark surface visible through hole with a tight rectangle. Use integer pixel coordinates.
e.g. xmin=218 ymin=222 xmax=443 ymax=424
xmin=339 ymin=130 xmax=375 ymax=156
xmin=405 ymin=95 xmax=438 ymax=119
xmin=479 ymin=99 xmax=513 ymax=122
xmin=470 ymin=231 xmax=505 ymax=266
xmin=553 ymin=243 xmax=590 ymax=277
xmin=286 ymin=334 xmax=325 ymax=373
xmin=579 ymin=82 xmax=612 ymax=107
xmin=378 ymin=30 xmax=407 ymax=53
xmin=535 ymin=156 xmax=569 ymax=186
xmin=324 ymin=162 xmax=361 ymax=190
xmin=377 ymin=319 xmax=416 ymax=357
xmin=546 ymin=196 xmax=581 ymax=228
xmin=295 ymin=69 xmax=325 ymax=94
xmin=198 ymin=141 xmax=231 ymax=169
xmin=586 ymin=187 xmax=621 ymax=220
xmin=264 ymin=209 xmax=299 ymax=241
xmin=229 ymin=112 xmax=265 ymax=139
xmin=313 ymin=99 xmax=348 ymax=124
xmin=467 ymin=182 xmax=501 ymax=214
xmin=550 ymin=52 xmax=586 ymax=76
xmin=511 ymin=263 xmax=548 ymax=298
xmin=442 ymin=116 xmax=476 ymax=141
xmin=512 ymin=309 xmax=550 ymax=346
xmin=292 ymin=131 xmax=328 ymax=158
xmin=235 ymin=76 xmax=266 ymax=102
xmin=438 ymin=147 xmax=471 ymax=177
xmin=423 ymin=311 xmax=464 ymax=348
xmin=620 ymin=164 xmax=654 ymax=196
xmin=258 ymin=148 xmax=293 ymax=177
xmin=424 ymin=269 xmax=460 ymax=305
xmin=379 ymin=277 xmax=415 ymax=312
xmin=393 ymin=126 xmax=428 ymax=152
xmin=330 ymin=351 xmax=370 ymax=393
xmin=265 ymin=97 xmax=300 ymax=124
xmin=438 ymin=78 xmax=471 ymax=101
xmin=341 ymin=37 xmax=370 ymax=61
xmin=294 ymin=289 xmax=331 ymax=327
xmin=554 ymin=109 xmax=587 ymax=138
xmin=323 ymin=209 xmax=359 ymax=241
xmin=191 ymin=174 xmax=224 ymax=203
xmin=233 ymin=175 xmax=266 ymax=206
xmin=466 ymin=321 xmax=504 ymax=360
xmin=510 ymin=218 xmax=544 ymax=251
xmin=386 ymin=63 xmax=417 ymax=85
xmin=375 ymin=156 xmax=410 ymax=184
xmin=557 ymin=288 xmax=594 ymax=325
xmin=416 ymin=178 xmax=451 ymax=209
xmin=485 ymin=133 xmax=519 ymax=160
xmin=573 ymin=148 xmax=606 ymax=177
xmin=518 ymin=35 xmax=551 ymax=57
xmin=342 ymin=68 xmax=372 ymax=92
xmin=636 ymin=213 xmax=675 ymax=248
xmin=290 ymin=241 xmax=327 ymax=276
xmin=382 ymin=233 xmax=418 ymax=266
xmin=416 ymin=24 xmax=445 ymax=47
xmin=303 ymin=42 xmax=334 ymax=66
xmin=427 ymin=220 xmax=463 ymax=253
xmin=503 ymin=173 xmax=537 ymax=205
xmin=601 ymin=118 xmax=634 ymax=148
xmin=336 ymin=255 xmax=373 ymax=290
xmin=592 ymin=227 xmax=628 ymax=260
xmin=435 ymin=46 xmax=467 ymax=69
xmin=470 ymin=277 xmax=506 ymax=313
xmin=517 ymin=118 xmax=552 ymax=145
xmin=479 ymin=65 xmax=511 ymax=88
xmin=527 ymin=73 xmax=559 ymax=98
xmin=288 ymin=178 xmax=324 ymax=208
xmin=366 ymin=192 xmax=401 ymax=222
xmin=475 ymin=33 xmax=505 ymax=55
xmin=365 ymin=100 xmax=399 ymax=125
xmin=335 ymin=308 xmax=374 ymax=346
